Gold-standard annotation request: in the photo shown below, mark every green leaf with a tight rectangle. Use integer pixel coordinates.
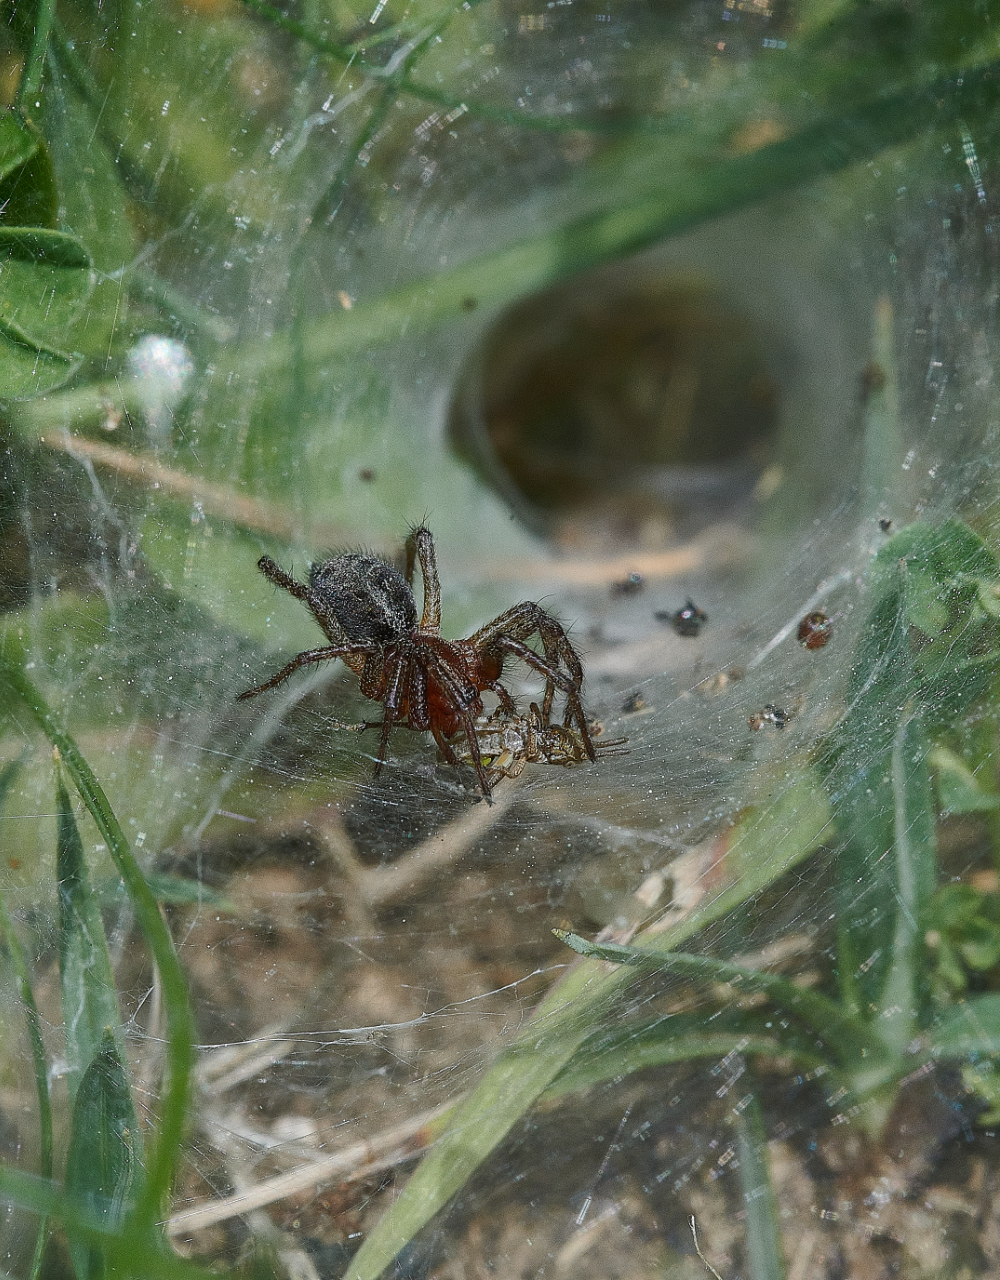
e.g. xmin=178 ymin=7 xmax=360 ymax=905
xmin=871 ymin=519 xmax=1000 ymax=638
xmin=928 ymin=993 xmax=1000 ymax=1059
xmin=930 ymin=744 xmax=1000 ymax=813
xmin=0 ymin=225 xmax=94 ymax=398
xmin=56 ymin=769 xmax=123 ymax=1105
xmin=64 ymin=1030 xmax=144 ymax=1280
xmin=0 ymin=112 xmax=43 ymax=182
xmin=0 ymin=116 xmax=58 ymax=228
xmin=927 ymin=885 xmax=1000 ymax=997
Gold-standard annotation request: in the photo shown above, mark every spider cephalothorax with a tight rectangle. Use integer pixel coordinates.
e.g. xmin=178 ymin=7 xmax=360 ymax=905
xmin=237 ymin=526 xmax=595 ymax=798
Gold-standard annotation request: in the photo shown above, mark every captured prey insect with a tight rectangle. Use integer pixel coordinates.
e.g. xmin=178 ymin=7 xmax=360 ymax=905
xmin=237 ymin=526 xmax=596 ymax=799
xmin=448 ymin=703 xmax=629 ymax=790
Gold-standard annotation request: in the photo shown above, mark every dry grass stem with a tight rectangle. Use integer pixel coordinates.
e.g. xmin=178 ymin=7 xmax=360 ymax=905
xmin=167 ymin=1099 xmax=453 ymax=1234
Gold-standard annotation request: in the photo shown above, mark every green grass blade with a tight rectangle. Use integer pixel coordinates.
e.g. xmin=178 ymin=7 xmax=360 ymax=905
xmin=55 ymin=769 xmax=125 ymax=1104
xmin=0 ymin=655 xmax=195 ymax=1230
xmin=553 ymin=933 xmax=883 ymax=1071
xmin=546 ymin=1008 xmax=825 ymax=1097
xmin=64 ymin=1030 xmax=146 ymax=1280
xmin=876 ymin=711 xmax=937 ymax=1056
xmin=736 ymin=1090 xmax=786 ymax=1280
xmin=345 ymin=774 xmax=832 ymax=1280
xmin=345 ymin=957 xmax=624 ymax=1280
xmin=0 ymin=1168 xmax=216 ymax=1280
xmin=0 ymin=758 xmax=53 ymax=1280
xmin=15 ymin=0 xmax=57 ymax=109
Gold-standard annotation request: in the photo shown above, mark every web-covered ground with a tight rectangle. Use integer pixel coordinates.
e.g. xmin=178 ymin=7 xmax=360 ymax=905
xmin=3 ymin=0 xmax=1000 ymax=1276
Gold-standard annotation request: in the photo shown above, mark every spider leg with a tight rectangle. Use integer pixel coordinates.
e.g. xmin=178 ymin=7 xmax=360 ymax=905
xmin=468 ymin=601 xmax=586 ymax=728
xmin=485 ymin=681 xmax=518 ymax=716
xmin=407 ymin=658 xmax=430 ymax=732
xmin=405 ymin=525 xmax=442 ymax=635
xmin=421 ymin=649 xmax=493 ymax=799
xmin=258 ymin=555 xmax=350 ymax=647
xmin=237 ymin=644 xmax=373 ymax=700
xmin=491 ymin=637 xmax=595 ymax=760
xmin=372 ymin=654 xmax=408 ymax=777
xmin=257 ymin=555 xmax=311 ymax=602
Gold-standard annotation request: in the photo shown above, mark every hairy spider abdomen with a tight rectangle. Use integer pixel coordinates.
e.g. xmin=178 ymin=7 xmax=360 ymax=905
xmin=310 ymin=554 xmax=417 ymax=645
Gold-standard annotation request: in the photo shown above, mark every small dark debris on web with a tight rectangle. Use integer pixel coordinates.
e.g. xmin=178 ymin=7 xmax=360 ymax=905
xmin=656 ymin=599 xmax=708 ymax=637
xmin=610 ymin=572 xmax=644 ymax=597
xmin=748 ymin=704 xmax=789 ymax=731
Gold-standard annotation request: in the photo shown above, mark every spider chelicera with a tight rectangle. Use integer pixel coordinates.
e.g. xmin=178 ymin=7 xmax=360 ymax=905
xmin=237 ymin=526 xmax=594 ymax=798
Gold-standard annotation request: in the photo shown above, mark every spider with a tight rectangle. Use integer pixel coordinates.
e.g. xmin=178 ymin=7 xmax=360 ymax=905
xmin=449 ymin=703 xmax=628 ymax=790
xmin=237 ymin=526 xmax=594 ymax=799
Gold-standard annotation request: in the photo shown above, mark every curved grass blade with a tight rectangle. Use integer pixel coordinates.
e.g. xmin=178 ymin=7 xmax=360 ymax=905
xmin=64 ymin=1030 xmax=145 ymax=1280
xmin=56 ymin=769 xmax=125 ymax=1105
xmin=553 ymin=933 xmax=885 ymax=1074
xmin=0 ymin=656 xmax=195 ymax=1230
xmin=0 ymin=758 xmax=53 ymax=1280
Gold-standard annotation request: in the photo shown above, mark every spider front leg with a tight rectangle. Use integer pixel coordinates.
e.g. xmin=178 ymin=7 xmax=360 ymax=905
xmin=404 ymin=525 xmax=442 ymax=634
xmin=237 ymin=644 xmax=374 ymax=701
xmin=471 ymin=602 xmax=594 ymax=758
xmin=495 ymin=637 xmax=594 ymax=758
xmin=371 ymin=653 xmax=409 ymax=777
xmin=257 ymin=555 xmax=312 ymax=603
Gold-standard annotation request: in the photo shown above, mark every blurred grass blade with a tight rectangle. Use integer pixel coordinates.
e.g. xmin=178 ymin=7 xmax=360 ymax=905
xmin=64 ymin=1030 xmax=145 ymax=1280
xmin=56 ymin=768 xmax=125 ymax=1104
xmin=0 ymin=655 xmax=194 ymax=1229
xmin=15 ymin=0 xmax=57 ymax=108
xmin=736 ymin=1090 xmax=785 ymax=1280
xmin=0 ymin=1167 xmax=216 ymax=1280
xmin=0 ymin=758 xmax=53 ymax=1280
xmin=345 ymin=774 xmax=832 ymax=1280
xmin=876 ymin=711 xmax=937 ymax=1056
xmin=243 ymin=60 xmax=1000 ymax=371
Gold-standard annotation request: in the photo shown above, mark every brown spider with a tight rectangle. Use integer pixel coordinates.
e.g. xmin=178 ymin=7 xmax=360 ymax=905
xmin=237 ymin=526 xmax=594 ymax=799
xmin=450 ymin=703 xmax=628 ymax=790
